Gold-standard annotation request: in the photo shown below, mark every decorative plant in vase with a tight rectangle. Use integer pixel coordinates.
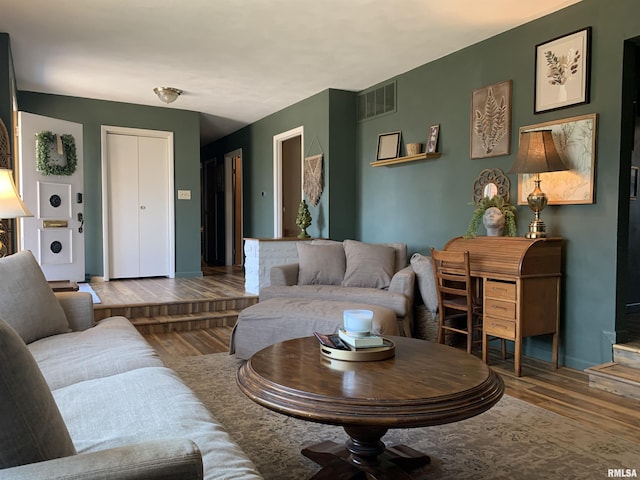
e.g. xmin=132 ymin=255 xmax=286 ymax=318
xmin=296 ymin=199 xmax=312 ymax=238
xmin=465 ymin=195 xmax=517 ymax=238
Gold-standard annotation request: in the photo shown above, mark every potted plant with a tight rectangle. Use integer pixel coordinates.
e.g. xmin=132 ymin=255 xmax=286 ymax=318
xmin=465 ymin=195 xmax=517 ymax=238
xmin=296 ymin=199 xmax=312 ymax=238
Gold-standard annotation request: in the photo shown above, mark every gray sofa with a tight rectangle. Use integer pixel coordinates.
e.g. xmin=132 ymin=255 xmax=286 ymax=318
xmin=0 ymin=251 xmax=262 ymax=480
xmin=259 ymin=239 xmax=416 ymax=336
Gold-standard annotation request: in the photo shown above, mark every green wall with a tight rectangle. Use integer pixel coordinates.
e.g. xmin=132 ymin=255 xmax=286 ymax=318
xmin=17 ymin=92 xmax=202 ymax=278
xmin=356 ymin=0 xmax=640 ymax=370
xmin=207 ymin=0 xmax=640 ymax=370
xmin=202 ymin=88 xmax=357 ymax=241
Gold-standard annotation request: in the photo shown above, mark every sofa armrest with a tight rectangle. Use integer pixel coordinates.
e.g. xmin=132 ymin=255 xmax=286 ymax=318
xmin=388 ymin=266 xmax=415 ymax=300
xmin=3 ymin=439 xmax=203 ymax=480
xmin=270 ymin=263 xmax=299 ymax=286
xmin=54 ymin=292 xmax=95 ymax=332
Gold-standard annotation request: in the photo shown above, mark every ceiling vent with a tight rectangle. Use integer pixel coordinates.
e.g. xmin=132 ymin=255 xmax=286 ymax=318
xmin=357 ymin=81 xmax=396 ymax=121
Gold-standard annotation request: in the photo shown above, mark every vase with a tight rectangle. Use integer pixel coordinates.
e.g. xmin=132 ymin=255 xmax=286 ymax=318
xmin=557 ymin=84 xmax=568 ymax=103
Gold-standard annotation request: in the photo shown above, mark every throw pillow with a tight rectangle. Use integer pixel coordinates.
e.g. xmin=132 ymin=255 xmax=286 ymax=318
xmin=410 ymin=253 xmax=439 ymax=315
xmin=297 ymin=243 xmax=346 ymax=285
xmin=341 ymin=240 xmax=396 ymax=289
xmin=0 ymin=250 xmax=70 ymax=344
xmin=0 ymin=318 xmax=77 ymax=468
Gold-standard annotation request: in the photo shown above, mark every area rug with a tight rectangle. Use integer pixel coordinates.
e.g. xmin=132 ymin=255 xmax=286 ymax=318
xmin=167 ymin=353 xmax=638 ymax=480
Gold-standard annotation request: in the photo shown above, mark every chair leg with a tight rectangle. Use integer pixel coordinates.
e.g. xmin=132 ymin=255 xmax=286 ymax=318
xmin=437 ymin=313 xmax=444 ymax=345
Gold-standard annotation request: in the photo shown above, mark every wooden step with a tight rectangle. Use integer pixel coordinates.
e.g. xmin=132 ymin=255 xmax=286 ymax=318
xmin=585 ymin=362 xmax=640 ymax=401
xmin=93 ymin=296 xmax=258 ymax=322
xmin=613 ymin=341 xmax=640 ymax=369
xmin=130 ymin=310 xmax=243 ymax=335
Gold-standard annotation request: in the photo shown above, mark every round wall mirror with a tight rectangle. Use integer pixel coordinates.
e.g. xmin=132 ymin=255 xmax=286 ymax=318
xmin=472 ymin=168 xmax=510 ymax=204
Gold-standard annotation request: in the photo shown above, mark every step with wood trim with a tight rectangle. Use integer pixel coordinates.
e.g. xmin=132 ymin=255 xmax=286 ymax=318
xmin=585 ymin=361 xmax=640 ymax=401
xmin=613 ymin=341 xmax=640 ymax=368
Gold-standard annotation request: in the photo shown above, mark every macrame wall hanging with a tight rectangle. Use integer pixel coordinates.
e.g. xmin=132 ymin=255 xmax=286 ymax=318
xmin=303 ymin=136 xmax=323 ymax=207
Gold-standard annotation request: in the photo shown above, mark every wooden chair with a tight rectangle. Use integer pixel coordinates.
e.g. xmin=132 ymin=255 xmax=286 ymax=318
xmin=430 ymin=248 xmax=483 ymax=354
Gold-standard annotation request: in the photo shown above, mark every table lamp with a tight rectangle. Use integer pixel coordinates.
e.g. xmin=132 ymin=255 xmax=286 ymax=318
xmin=508 ymin=130 xmax=567 ymax=239
xmin=0 ymin=168 xmax=33 ymax=257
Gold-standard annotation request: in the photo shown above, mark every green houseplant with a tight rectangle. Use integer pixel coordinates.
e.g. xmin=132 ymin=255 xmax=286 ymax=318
xmin=465 ymin=195 xmax=517 ymax=238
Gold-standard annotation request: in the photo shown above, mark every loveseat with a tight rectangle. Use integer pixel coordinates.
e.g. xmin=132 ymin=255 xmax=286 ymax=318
xmin=259 ymin=239 xmax=415 ymax=336
xmin=0 ymin=251 xmax=262 ymax=480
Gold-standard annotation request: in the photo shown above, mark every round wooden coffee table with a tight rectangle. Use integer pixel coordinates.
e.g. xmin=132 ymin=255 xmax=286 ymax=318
xmin=237 ymin=336 xmax=504 ymax=479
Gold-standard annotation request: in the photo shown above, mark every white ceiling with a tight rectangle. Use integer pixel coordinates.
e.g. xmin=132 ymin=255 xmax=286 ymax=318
xmin=0 ymin=0 xmax=581 ymax=146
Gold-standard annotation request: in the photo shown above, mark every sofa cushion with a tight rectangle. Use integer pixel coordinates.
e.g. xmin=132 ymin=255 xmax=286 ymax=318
xmin=260 ymin=284 xmax=409 ymax=317
xmin=28 ymin=316 xmax=164 ymax=390
xmin=410 ymin=253 xmax=439 ymax=315
xmin=0 ymin=250 xmax=70 ymax=344
xmin=342 ymin=240 xmax=396 ymax=289
xmin=297 ymin=242 xmax=345 ymax=285
xmin=0 ymin=318 xmax=76 ymax=468
xmin=53 ymin=366 xmax=261 ymax=480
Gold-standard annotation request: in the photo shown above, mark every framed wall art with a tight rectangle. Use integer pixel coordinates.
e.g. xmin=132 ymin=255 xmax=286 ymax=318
xmin=517 ymin=113 xmax=597 ymax=205
xmin=376 ymin=131 xmax=401 ymax=161
xmin=470 ymin=80 xmax=512 ymax=159
xmin=534 ymin=27 xmax=591 ymax=113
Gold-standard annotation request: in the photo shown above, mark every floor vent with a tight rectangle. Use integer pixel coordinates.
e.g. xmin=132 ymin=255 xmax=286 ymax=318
xmin=357 ymin=81 xmax=396 ymax=121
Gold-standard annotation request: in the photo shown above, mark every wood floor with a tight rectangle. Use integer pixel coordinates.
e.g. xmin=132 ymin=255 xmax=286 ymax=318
xmin=90 ymin=269 xmax=640 ymax=445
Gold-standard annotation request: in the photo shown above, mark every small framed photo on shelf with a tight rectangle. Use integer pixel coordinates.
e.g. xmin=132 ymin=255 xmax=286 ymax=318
xmin=534 ymin=27 xmax=591 ymax=113
xmin=427 ymin=124 xmax=440 ymax=153
xmin=376 ymin=131 xmax=401 ymax=161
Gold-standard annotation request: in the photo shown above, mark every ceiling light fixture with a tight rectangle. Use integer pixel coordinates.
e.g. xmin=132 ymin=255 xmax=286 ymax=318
xmin=153 ymin=87 xmax=183 ymax=104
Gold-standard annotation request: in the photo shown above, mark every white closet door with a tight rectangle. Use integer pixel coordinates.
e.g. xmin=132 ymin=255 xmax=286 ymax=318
xmin=138 ymin=136 xmax=170 ymax=277
xmin=107 ymin=134 xmax=140 ymax=278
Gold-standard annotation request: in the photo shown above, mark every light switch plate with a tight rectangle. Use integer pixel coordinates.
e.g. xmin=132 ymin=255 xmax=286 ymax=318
xmin=177 ymin=189 xmax=191 ymax=200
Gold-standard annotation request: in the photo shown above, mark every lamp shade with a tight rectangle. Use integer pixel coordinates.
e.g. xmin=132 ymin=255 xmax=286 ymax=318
xmin=0 ymin=169 xmax=33 ymax=218
xmin=508 ymin=130 xmax=568 ymax=174
xmin=153 ymin=87 xmax=182 ymax=104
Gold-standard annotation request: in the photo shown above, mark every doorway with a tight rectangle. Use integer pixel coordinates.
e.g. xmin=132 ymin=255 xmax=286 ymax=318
xmin=623 ymin=37 xmax=640 ymax=341
xmin=201 ymin=150 xmax=243 ymax=267
xmin=273 ymin=126 xmax=304 ymax=237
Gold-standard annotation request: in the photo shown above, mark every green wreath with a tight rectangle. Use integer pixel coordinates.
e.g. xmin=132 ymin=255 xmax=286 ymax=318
xmin=35 ymin=131 xmax=77 ymax=176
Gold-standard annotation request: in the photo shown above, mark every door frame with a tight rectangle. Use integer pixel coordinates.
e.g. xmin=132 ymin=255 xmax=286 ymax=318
xmin=100 ymin=125 xmax=175 ymax=281
xmin=224 ymin=148 xmax=243 ymax=266
xmin=273 ymin=126 xmax=304 ymax=237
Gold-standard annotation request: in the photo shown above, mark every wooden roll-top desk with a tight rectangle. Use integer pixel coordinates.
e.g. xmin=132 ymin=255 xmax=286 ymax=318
xmin=444 ymin=236 xmax=563 ymax=376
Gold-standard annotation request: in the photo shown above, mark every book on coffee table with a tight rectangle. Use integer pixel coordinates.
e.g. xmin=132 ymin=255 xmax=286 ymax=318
xmin=338 ymin=329 xmax=384 ymax=349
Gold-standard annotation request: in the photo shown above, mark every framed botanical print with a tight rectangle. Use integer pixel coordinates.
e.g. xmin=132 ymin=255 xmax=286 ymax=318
xmin=470 ymin=80 xmax=512 ymax=159
xmin=534 ymin=27 xmax=591 ymax=113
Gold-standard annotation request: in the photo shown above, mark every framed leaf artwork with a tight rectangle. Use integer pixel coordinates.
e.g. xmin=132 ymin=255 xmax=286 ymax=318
xmin=534 ymin=27 xmax=591 ymax=113
xmin=470 ymin=80 xmax=512 ymax=159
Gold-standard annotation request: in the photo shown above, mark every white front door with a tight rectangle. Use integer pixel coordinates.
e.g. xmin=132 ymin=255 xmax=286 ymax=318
xmin=17 ymin=112 xmax=85 ymax=282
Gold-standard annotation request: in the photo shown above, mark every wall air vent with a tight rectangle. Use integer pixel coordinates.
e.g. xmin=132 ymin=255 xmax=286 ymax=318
xmin=357 ymin=80 xmax=396 ymax=121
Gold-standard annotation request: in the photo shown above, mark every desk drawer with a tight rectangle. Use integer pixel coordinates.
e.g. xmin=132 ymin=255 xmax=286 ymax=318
xmin=485 ymin=280 xmax=516 ymax=300
xmin=485 ymin=298 xmax=516 ymax=320
xmin=484 ymin=317 xmax=516 ymax=339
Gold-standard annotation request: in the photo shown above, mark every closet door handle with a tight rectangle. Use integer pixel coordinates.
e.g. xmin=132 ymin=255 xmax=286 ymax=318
xmin=140 ymin=205 xmax=146 ymax=210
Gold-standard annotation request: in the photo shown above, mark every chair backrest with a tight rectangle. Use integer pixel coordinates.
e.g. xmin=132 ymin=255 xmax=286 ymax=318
xmin=430 ymin=248 xmax=473 ymax=311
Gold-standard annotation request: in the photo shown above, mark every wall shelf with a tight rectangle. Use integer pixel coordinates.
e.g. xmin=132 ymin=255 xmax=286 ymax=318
xmin=370 ymin=152 xmax=441 ymax=167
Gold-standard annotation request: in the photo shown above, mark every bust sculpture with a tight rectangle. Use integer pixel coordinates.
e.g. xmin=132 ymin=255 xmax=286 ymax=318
xmin=483 ymin=206 xmax=505 ymax=236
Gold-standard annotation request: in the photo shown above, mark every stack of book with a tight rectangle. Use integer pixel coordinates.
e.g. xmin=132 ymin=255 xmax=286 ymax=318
xmin=338 ymin=329 xmax=384 ymax=349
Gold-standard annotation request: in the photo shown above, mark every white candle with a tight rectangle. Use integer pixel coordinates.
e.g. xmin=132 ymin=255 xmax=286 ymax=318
xmin=343 ymin=309 xmax=373 ymax=334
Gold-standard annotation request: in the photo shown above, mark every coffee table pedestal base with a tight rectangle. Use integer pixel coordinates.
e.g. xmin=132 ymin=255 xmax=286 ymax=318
xmin=302 ymin=426 xmax=430 ymax=480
